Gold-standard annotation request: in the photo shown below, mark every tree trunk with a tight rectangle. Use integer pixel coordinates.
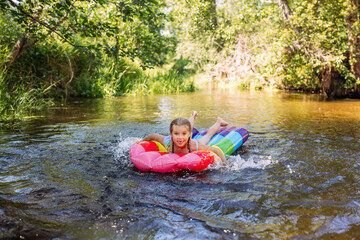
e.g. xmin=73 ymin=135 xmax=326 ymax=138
xmin=277 ymin=0 xmax=301 ymax=35
xmin=321 ymin=66 xmax=334 ymax=97
xmin=320 ymin=66 xmax=348 ymax=98
xmin=346 ymin=0 xmax=360 ymax=95
xmin=278 ymin=0 xmax=293 ymax=20
xmin=209 ymin=0 xmax=217 ymax=29
xmin=5 ymin=34 xmax=38 ymax=69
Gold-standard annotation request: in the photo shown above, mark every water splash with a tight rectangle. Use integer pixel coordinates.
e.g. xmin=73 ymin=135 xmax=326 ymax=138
xmin=113 ymin=134 xmax=141 ymax=167
xmin=227 ymin=154 xmax=278 ymax=171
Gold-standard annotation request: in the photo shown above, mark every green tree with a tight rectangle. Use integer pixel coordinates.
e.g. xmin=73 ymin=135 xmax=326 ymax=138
xmin=165 ymin=0 xmax=221 ymax=69
xmin=0 ymin=0 xmax=172 ymax=69
xmin=276 ymin=0 xmax=360 ymax=97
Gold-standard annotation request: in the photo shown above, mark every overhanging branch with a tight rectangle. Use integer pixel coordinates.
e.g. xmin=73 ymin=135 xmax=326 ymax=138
xmin=6 ymin=0 xmax=81 ymax=48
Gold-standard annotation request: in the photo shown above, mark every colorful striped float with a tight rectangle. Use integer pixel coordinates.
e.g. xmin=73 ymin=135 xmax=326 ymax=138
xmin=130 ymin=126 xmax=249 ymax=172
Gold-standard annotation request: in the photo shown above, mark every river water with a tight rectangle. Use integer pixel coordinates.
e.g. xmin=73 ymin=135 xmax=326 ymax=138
xmin=0 ymin=90 xmax=359 ymax=239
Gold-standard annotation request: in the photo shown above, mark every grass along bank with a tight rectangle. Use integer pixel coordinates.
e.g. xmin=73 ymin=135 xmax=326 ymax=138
xmin=0 ymin=55 xmax=196 ymax=123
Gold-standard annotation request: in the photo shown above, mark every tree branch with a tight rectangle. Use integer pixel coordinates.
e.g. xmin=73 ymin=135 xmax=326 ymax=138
xmin=5 ymin=34 xmax=38 ymax=69
xmin=6 ymin=0 xmax=81 ymax=48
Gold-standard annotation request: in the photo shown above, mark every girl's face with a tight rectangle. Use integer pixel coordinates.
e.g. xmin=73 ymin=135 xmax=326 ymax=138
xmin=171 ymin=124 xmax=191 ymax=149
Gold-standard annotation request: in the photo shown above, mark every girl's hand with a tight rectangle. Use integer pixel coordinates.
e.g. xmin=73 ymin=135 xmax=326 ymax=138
xmin=202 ymin=145 xmax=227 ymax=165
xmin=213 ymin=147 xmax=227 ymax=165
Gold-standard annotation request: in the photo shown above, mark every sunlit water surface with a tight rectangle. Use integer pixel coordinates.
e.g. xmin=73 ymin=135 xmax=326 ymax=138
xmin=1 ymin=90 xmax=360 ymax=239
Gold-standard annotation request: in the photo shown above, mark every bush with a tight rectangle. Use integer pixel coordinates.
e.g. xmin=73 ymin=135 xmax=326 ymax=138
xmin=171 ymin=58 xmax=198 ymax=75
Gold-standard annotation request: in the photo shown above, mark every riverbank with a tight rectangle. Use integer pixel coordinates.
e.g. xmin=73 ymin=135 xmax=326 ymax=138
xmin=0 ymin=56 xmax=357 ymax=126
xmin=0 ymin=59 xmax=196 ymax=123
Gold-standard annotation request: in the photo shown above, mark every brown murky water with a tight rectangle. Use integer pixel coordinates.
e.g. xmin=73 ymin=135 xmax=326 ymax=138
xmin=1 ymin=90 xmax=359 ymax=239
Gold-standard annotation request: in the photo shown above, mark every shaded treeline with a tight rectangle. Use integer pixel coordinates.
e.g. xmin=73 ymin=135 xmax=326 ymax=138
xmin=1 ymin=0 xmax=360 ymax=121
xmin=276 ymin=0 xmax=360 ymax=98
xmin=171 ymin=0 xmax=360 ymax=98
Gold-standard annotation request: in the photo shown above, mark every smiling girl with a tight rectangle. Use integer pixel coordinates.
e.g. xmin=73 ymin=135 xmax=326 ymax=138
xmin=142 ymin=111 xmax=228 ymax=164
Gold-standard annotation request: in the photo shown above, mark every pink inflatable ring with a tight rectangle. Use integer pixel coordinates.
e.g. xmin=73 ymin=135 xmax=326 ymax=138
xmin=130 ymin=127 xmax=249 ymax=172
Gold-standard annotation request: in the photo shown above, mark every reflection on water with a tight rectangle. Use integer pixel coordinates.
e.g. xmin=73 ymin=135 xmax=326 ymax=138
xmin=0 ymin=90 xmax=360 ymax=239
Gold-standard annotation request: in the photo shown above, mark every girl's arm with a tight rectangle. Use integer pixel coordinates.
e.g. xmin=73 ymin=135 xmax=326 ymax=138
xmin=197 ymin=143 xmax=227 ymax=165
xmin=143 ymin=133 xmax=166 ymax=144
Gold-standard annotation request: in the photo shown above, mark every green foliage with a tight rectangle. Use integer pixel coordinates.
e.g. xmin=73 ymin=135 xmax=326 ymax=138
xmin=165 ymin=0 xmax=360 ymax=94
xmin=1 ymin=0 xmax=175 ymax=69
xmin=166 ymin=0 xmax=281 ymax=78
xmin=166 ymin=0 xmax=220 ymax=68
xmin=171 ymin=58 xmax=198 ymax=75
xmin=189 ymin=0 xmax=217 ymax=37
xmin=0 ymin=86 xmax=53 ymax=121
xmin=0 ymin=0 xmax=183 ymax=122
xmin=0 ymin=69 xmax=53 ymax=121
xmin=0 ymin=11 xmax=22 ymax=45
xmin=71 ymin=56 xmax=144 ymax=97
xmin=272 ymin=0 xmax=358 ymax=91
xmin=130 ymin=68 xmax=196 ymax=95
xmin=0 ymin=26 xmax=53 ymax=121
xmin=71 ymin=72 xmax=104 ymax=97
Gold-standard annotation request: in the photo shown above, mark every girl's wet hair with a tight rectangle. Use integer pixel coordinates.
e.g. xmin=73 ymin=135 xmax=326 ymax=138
xmin=169 ymin=118 xmax=192 ymax=153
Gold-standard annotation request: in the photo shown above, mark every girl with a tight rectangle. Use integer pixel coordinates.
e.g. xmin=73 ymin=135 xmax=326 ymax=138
xmin=142 ymin=111 xmax=228 ymax=164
